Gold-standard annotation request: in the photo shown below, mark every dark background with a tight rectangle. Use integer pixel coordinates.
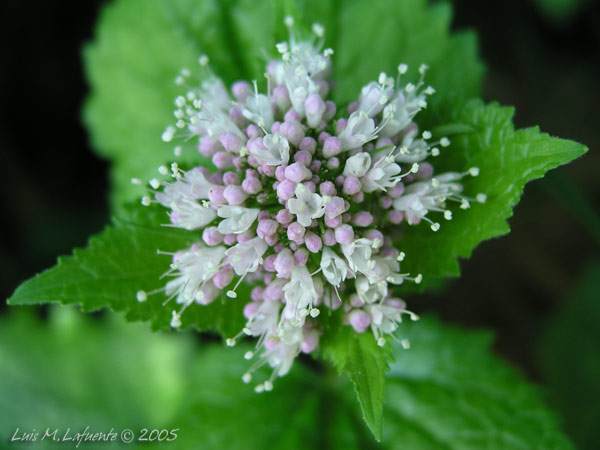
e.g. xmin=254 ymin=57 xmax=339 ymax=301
xmin=1 ymin=0 xmax=599 ymax=446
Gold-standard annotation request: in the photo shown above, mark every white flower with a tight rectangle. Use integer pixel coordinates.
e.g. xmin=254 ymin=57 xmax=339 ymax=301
xmin=361 ymin=153 xmax=401 ymax=193
xmin=264 ymin=320 xmax=304 ymax=377
xmin=341 ymin=238 xmax=374 ymax=274
xmin=392 ymin=173 xmax=464 ymax=226
xmin=244 ymin=300 xmax=281 ymax=339
xmin=242 ymin=91 xmax=274 ymax=129
xmin=156 ymin=168 xmax=213 ymax=205
xmin=287 ymin=183 xmax=325 ymax=227
xmin=320 ymin=248 xmax=349 ymax=287
xmin=165 ymin=244 xmax=226 ymax=305
xmin=217 ymin=206 xmax=259 ymax=234
xmin=199 ymin=76 xmax=232 ymax=112
xmin=355 ymin=276 xmax=388 ymax=304
xmin=251 ymin=134 xmax=290 ymax=166
xmin=343 ymin=152 xmax=372 ymax=178
xmin=365 ymin=298 xmax=414 ymax=345
xmin=358 ymin=81 xmax=393 ymax=117
xmin=225 ymin=237 xmax=268 ymax=275
xmin=366 ymin=256 xmax=406 ymax=286
xmin=380 ymin=82 xmax=428 ymax=138
xmin=167 ymin=199 xmax=217 ymax=230
xmin=338 ymin=111 xmax=378 ymax=150
xmin=283 ymin=265 xmax=318 ymax=319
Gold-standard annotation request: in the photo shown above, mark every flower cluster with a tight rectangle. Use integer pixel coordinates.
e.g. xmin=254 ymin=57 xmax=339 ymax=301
xmin=136 ymin=19 xmax=484 ymax=391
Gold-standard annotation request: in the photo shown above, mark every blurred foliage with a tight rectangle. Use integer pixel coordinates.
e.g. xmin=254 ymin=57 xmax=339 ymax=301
xmin=531 ymin=0 xmax=591 ymax=24
xmin=540 ymin=261 xmax=600 ymax=450
xmin=0 ymin=307 xmax=572 ymax=449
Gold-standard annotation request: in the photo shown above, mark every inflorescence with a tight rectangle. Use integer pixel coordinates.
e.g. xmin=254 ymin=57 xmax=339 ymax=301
xmin=134 ymin=18 xmax=485 ymax=392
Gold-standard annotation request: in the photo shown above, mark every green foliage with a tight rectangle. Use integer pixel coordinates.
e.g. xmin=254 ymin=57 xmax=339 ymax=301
xmin=0 ymin=308 xmax=572 ymax=449
xmin=399 ymin=100 xmax=587 ymax=288
xmin=0 ymin=308 xmax=193 ymax=448
xmin=540 ymin=261 xmax=600 ymax=449
xmin=7 ymin=205 xmax=247 ymax=337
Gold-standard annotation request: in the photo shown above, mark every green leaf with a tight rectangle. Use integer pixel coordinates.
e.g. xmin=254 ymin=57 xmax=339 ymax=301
xmin=383 ymin=317 xmax=573 ymax=449
xmin=540 ymin=260 xmax=600 ymax=449
xmin=399 ymin=100 xmax=587 ymax=287
xmin=84 ymin=0 xmax=483 ymax=209
xmin=322 ymin=326 xmax=393 ymax=441
xmin=1 ymin=308 xmax=571 ymax=448
xmin=7 ymin=204 xmax=247 ymax=336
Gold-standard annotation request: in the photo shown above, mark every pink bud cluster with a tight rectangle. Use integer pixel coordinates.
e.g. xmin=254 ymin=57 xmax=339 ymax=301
xmin=138 ymin=19 xmax=485 ymax=391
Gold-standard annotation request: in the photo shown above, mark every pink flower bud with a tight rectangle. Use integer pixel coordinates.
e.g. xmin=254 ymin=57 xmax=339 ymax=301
xmin=202 ymin=227 xmax=223 ymax=246
xmin=241 ymin=177 xmax=262 ymax=194
xmin=325 ymin=214 xmax=343 ymax=228
xmin=276 ymin=209 xmax=293 ymax=225
xmin=198 ymin=137 xmax=222 ymax=157
xmin=319 ymin=181 xmax=336 ymax=196
xmin=416 ymin=162 xmax=434 ymax=180
xmin=335 ymin=224 xmax=354 ymax=244
xmin=348 ymin=310 xmax=371 ymax=333
xmin=264 ymin=234 xmax=278 ymax=246
xmin=304 ymin=232 xmax=323 ymax=253
xmin=301 ymin=330 xmax=319 ymax=353
xmin=287 ymin=222 xmax=306 ymax=244
xmin=264 ymin=280 xmax=284 ymax=301
xmin=285 ymin=162 xmax=312 ymax=182
xmin=212 ymin=151 xmax=234 ymax=169
xmin=305 ymin=94 xmax=326 ymax=128
xmin=325 ymin=196 xmax=346 ymax=218
xmin=275 ymin=165 xmax=287 ymax=181
xmin=300 ymin=137 xmax=317 ymax=154
xmin=274 ymin=248 xmax=294 ymax=278
xmin=276 ymin=179 xmax=296 ymax=200
xmin=294 ymin=248 xmax=309 ymax=265
xmin=388 ymin=210 xmax=404 ymax=224
xmin=336 ymin=118 xmax=348 ymax=134
xmin=263 ymin=254 xmax=277 ymax=272
xmin=249 ymin=287 xmax=263 ymax=302
xmin=219 ymin=132 xmax=242 ymax=152
xmin=273 ymin=85 xmax=291 ymax=111
xmin=257 ymin=219 xmax=278 ymax=237
xmin=232 ymin=81 xmax=251 ymax=101
xmin=327 ymin=157 xmax=340 ymax=169
xmin=389 ymin=182 xmax=405 ymax=198
xmin=246 ymin=124 xmax=263 ymax=139
xmin=208 ymin=186 xmax=226 ymax=204
xmin=243 ymin=301 xmax=261 ymax=319
xmin=343 ymin=176 xmax=362 ymax=195
xmin=322 ymin=136 xmax=342 ymax=158
xmin=223 ymin=171 xmax=240 ymax=185
xmin=294 ymin=150 xmax=312 ymax=165
xmin=380 ymin=196 xmax=393 ymax=208
xmin=223 ymin=185 xmax=247 ymax=206
xmin=280 ymin=120 xmax=305 ymax=146
xmin=323 ymin=229 xmax=336 ymax=246
xmin=352 ymin=211 xmax=374 ymax=227
xmin=213 ymin=267 xmax=234 ymax=289
xmin=284 ymin=108 xmax=302 ymax=122
xmin=324 ymin=101 xmax=337 ymax=121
